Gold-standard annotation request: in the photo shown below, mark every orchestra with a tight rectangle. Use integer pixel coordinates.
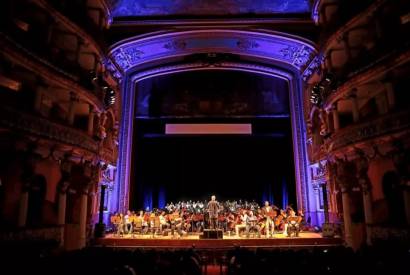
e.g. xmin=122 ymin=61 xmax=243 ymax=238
xmin=108 ymin=199 xmax=305 ymax=238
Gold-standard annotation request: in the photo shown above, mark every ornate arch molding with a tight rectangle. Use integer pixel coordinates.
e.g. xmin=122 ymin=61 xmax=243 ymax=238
xmin=109 ymin=29 xmax=319 ymax=223
xmin=106 ymin=29 xmax=318 ymax=80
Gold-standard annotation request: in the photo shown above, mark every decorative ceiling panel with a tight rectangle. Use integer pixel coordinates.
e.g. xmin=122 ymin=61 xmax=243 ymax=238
xmin=107 ymin=0 xmax=311 ymax=18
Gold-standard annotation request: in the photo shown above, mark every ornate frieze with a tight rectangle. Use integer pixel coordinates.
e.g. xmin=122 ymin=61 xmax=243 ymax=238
xmin=164 ymin=39 xmax=187 ymax=51
xmin=108 ymin=30 xmax=317 ymax=78
xmin=0 ymin=107 xmax=98 ymax=153
xmin=236 ymin=39 xmax=259 ymax=50
xmin=302 ymin=54 xmax=324 ymax=81
xmin=326 ymin=110 xmax=410 ymax=152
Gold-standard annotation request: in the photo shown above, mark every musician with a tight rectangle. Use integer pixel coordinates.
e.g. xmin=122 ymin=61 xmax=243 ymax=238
xmin=193 ymin=208 xmax=204 ymax=233
xmin=124 ymin=210 xmax=132 ymax=234
xmin=117 ymin=213 xmax=125 ymax=236
xmin=261 ymin=201 xmax=275 ymax=238
xmin=207 ymin=195 xmax=220 ymax=229
xmin=138 ymin=210 xmax=149 ymax=233
xmin=159 ymin=211 xmax=169 ymax=232
xmin=170 ymin=209 xmax=183 ymax=237
xmin=245 ymin=211 xmax=261 ymax=238
xmin=286 ymin=209 xmax=301 ymax=237
xmin=235 ymin=209 xmax=248 ymax=237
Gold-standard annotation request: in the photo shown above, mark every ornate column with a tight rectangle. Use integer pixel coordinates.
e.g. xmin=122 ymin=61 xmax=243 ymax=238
xmin=18 ymin=147 xmax=36 ymax=227
xmin=67 ymin=92 xmax=79 ymax=125
xmin=57 ymin=155 xmax=72 ymax=225
xmin=391 ymin=142 xmax=410 ymax=225
xmin=78 ymin=183 xmax=90 ymax=248
xmin=335 ymin=159 xmax=353 ymax=247
xmin=331 ymin=103 xmax=340 ymax=131
xmin=87 ymin=105 xmax=96 ymax=136
xmin=322 ymin=183 xmax=330 ymax=223
xmin=356 ymin=150 xmax=373 ymax=245
xmin=18 ymin=185 xmax=29 ymax=228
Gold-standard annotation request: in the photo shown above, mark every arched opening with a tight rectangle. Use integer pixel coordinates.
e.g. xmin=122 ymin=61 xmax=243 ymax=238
xmin=129 ymin=69 xmax=297 ymax=210
xmin=27 ymin=174 xmax=47 ymax=227
xmin=107 ymin=29 xmax=320 ymax=224
xmin=382 ymin=170 xmax=405 ymax=225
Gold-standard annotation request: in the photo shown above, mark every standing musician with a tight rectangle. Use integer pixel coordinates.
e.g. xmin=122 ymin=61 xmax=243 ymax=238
xmin=261 ymin=201 xmax=276 ymax=238
xmin=207 ymin=195 xmax=220 ymax=229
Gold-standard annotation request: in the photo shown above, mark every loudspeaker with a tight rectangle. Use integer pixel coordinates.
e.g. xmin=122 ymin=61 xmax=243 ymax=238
xmin=200 ymin=229 xmax=223 ymax=239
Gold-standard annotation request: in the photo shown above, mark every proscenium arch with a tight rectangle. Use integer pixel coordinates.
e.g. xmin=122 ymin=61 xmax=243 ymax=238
xmin=109 ymin=29 xmax=320 ymax=224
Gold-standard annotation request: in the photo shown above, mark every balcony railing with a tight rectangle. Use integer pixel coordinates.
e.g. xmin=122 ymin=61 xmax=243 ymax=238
xmin=0 ymin=106 xmax=99 ymax=153
xmin=325 ymin=110 xmax=410 ymax=152
xmin=46 ymin=0 xmax=106 ymax=49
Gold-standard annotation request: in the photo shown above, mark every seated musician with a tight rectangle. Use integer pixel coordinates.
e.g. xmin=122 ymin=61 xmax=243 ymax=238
xmin=276 ymin=209 xmax=287 ymax=233
xmin=124 ymin=210 xmax=133 ymax=234
xmin=286 ymin=209 xmax=302 ymax=237
xmin=192 ymin=209 xmax=204 ymax=233
xmin=235 ymin=209 xmax=248 ymax=237
xmin=138 ymin=210 xmax=149 ymax=233
xmin=170 ymin=209 xmax=184 ymax=237
xmin=245 ymin=210 xmax=261 ymax=238
xmin=159 ymin=211 xmax=169 ymax=232
xmin=261 ymin=201 xmax=275 ymax=238
xmin=226 ymin=212 xmax=236 ymax=235
xmin=110 ymin=212 xmax=123 ymax=236
xmin=117 ymin=213 xmax=125 ymax=236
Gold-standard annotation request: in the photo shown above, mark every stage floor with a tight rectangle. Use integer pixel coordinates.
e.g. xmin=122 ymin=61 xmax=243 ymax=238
xmin=96 ymin=232 xmax=342 ymax=249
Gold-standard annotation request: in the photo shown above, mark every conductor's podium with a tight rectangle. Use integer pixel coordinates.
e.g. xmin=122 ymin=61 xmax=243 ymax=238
xmin=200 ymin=229 xmax=223 ymax=239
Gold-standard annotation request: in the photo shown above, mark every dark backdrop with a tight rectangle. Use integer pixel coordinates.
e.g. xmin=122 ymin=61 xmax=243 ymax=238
xmin=130 ymin=119 xmax=296 ymax=211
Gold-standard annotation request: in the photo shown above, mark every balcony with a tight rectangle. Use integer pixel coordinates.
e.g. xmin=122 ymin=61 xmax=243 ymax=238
xmin=323 ymin=46 xmax=410 ymax=110
xmin=325 ymin=109 xmax=410 ymax=153
xmin=0 ymin=106 xmax=99 ymax=153
xmin=0 ymin=33 xmax=104 ymax=110
xmin=318 ymin=0 xmax=385 ymax=43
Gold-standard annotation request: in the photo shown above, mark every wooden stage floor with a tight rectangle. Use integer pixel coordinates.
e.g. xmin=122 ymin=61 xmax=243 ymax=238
xmin=96 ymin=232 xmax=342 ymax=249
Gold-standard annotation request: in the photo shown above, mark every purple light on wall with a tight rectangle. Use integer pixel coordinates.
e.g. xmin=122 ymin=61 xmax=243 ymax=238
xmin=282 ymin=177 xmax=289 ymax=209
xmin=143 ymin=187 xmax=153 ymax=211
xmin=158 ymin=186 xmax=166 ymax=209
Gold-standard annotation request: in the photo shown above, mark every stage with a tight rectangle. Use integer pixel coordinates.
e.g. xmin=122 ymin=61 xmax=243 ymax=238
xmin=95 ymin=232 xmax=342 ymax=249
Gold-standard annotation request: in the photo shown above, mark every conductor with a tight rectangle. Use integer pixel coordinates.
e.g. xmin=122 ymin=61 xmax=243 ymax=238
xmin=207 ymin=195 xmax=220 ymax=229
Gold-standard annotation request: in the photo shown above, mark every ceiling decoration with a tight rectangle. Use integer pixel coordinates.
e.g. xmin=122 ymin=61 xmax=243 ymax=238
xmin=106 ymin=0 xmax=311 ymax=18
